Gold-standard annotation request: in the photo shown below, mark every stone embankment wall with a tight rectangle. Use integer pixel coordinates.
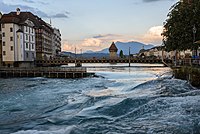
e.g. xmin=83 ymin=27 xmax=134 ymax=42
xmin=173 ymin=66 xmax=200 ymax=88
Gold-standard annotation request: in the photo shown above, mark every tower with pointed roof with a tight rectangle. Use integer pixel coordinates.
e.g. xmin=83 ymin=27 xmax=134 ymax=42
xmin=109 ymin=42 xmax=118 ymax=59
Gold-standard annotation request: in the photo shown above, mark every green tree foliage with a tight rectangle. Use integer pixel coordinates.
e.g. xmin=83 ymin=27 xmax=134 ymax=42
xmin=162 ymin=0 xmax=200 ymax=51
xmin=119 ymin=50 xmax=124 ymax=58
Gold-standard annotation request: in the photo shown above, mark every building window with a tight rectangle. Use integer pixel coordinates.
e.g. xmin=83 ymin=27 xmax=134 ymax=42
xmin=32 ymin=36 xmax=34 ymax=41
xmin=3 ymin=51 xmax=6 ymax=55
xmin=26 ymin=34 xmax=28 ymax=40
xmin=10 ymin=37 xmax=13 ymax=41
xmin=11 ymin=46 xmax=13 ymax=51
xmin=32 ymin=44 xmax=34 ymax=49
xmin=3 ymin=42 xmax=5 ymax=46
xmin=26 ymin=52 xmax=29 ymax=58
xmin=10 ymin=27 xmax=13 ymax=32
xmin=26 ymin=43 xmax=28 ymax=49
xmin=32 ymin=53 xmax=34 ymax=59
xmin=2 ymin=24 xmax=5 ymax=28
xmin=2 ymin=32 xmax=5 ymax=37
xmin=26 ymin=26 xmax=28 ymax=32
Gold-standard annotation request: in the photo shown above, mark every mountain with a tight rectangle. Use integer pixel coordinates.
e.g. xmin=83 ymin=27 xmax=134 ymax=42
xmin=84 ymin=50 xmax=95 ymax=53
xmin=97 ymin=41 xmax=154 ymax=55
xmin=60 ymin=51 xmax=109 ymax=59
xmin=60 ymin=41 xmax=155 ymax=59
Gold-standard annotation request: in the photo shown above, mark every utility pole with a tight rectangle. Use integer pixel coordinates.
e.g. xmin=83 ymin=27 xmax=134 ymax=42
xmin=193 ymin=24 xmax=197 ymax=57
xmin=75 ymin=47 xmax=77 ymax=67
xmin=80 ymin=49 xmax=82 ymax=59
xmin=129 ymin=47 xmax=131 ymax=67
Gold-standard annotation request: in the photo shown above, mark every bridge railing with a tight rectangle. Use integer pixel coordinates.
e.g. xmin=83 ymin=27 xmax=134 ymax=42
xmin=176 ymin=58 xmax=200 ymax=66
xmin=0 ymin=67 xmax=87 ymax=72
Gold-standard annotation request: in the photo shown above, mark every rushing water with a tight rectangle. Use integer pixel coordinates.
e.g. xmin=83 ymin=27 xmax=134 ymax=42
xmin=0 ymin=63 xmax=200 ymax=134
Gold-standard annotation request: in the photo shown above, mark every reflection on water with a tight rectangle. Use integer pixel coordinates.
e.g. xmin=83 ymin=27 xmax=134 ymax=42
xmin=0 ymin=64 xmax=200 ymax=134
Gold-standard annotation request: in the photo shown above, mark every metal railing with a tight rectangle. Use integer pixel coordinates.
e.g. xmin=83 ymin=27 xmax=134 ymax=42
xmin=0 ymin=67 xmax=87 ymax=72
xmin=176 ymin=58 xmax=200 ymax=66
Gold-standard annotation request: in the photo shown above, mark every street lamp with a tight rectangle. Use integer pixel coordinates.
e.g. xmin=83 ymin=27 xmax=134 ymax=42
xmin=193 ymin=24 xmax=197 ymax=57
xmin=129 ymin=47 xmax=131 ymax=67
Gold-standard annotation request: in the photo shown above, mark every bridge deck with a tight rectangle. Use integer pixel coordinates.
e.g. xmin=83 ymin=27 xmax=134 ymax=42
xmin=36 ymin=59 xmax=172 ymax=67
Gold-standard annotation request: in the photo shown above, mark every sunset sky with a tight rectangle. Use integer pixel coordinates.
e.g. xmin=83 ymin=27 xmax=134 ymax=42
xmin=0 ymin=0 xmax=178 ymax=52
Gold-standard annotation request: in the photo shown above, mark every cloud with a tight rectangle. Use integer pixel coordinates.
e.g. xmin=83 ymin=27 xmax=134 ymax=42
xmin=62 ymin=38 xmax=108 ymax=52
xmin=143 ymin=0 xmax=175 ymax=2
xmin=135 ymin=26 xmax=163 ymax=45
xmin=0 ymin=1 xmax=68 ymax=19
xmin=62 ymin=40 xmax=75 ymax=52
xmin=22 ymin=0 xmax=35 ymax=3
xmin=143 ymin=0 xmax=160 ymax=2
xmin=81 ymin=38 xmax=101 ymax=47
xmin=93 ymin=34 xmax=120 ymax=39
xmin=92 ymin=34 xmax=127 ymax=43
xmin=0 ymin=1 xmax=49 ymax=17
xmin=51 ymin=13 xmax=69 ymax=18
xmin=62 ymin=26 xmax=163 ymax=52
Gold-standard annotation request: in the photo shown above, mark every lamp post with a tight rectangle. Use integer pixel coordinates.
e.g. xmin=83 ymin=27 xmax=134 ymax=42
xmin=75 ymin=47 xmax=77 ymax=67
xmin=128 ymin=47 xmax=131 ymax=67
xmin=193 ymin=24 xmax=197 ymax=57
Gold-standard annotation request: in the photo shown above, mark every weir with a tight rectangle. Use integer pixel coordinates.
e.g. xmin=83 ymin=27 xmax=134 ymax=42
xmin=0 ymin=67 xmax=94 ymax=79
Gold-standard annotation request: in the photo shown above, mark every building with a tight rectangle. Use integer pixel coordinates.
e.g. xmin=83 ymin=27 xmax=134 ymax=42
xmin=109 ymin=42 xmax=118 ymax=59
xmin=0 ymin=9 xmax=62 ymax=67
xmin=0 ymin=9 xmax=36 ymax=67
xmin=35 ymin=21 xmax=53 ymax=60
xmin=52 ymin=28 xmax=61 ymax=58
xmin=0 ymin=12 xmax=2 ymax=66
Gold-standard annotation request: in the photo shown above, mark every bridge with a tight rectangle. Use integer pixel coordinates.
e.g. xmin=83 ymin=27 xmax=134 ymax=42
xmin=36 ymin=58 xmax=172 ymax=67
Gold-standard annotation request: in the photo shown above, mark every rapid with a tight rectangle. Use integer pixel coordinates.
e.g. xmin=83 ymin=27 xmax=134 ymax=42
xmin=0 ymin=63 xmax=200 ymax=134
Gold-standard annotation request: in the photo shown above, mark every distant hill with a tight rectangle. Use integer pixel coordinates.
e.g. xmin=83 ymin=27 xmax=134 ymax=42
xmin=97 ymin=41 xmax=154 ymax=55
xmin=61 ymin=41 xmax=155 ymax=58
xmin=60 ymin=51 xmax=109 ymax=59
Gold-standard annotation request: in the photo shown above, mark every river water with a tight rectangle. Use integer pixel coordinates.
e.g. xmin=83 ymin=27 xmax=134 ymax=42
xmin=0 ymin=63 xmax=200 ymax=134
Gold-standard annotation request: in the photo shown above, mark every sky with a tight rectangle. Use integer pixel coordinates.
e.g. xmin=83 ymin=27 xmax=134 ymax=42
xmin=0 ymin=0 xmax=178 ymax=53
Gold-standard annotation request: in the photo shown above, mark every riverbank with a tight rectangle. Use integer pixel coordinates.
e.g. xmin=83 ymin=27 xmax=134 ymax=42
xmin=173 ymin=66 xmax=200 ymax=88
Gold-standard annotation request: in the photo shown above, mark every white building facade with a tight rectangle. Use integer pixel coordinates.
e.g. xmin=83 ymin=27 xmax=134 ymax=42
xmin=0 ymin=12 xmax=36 ymax=67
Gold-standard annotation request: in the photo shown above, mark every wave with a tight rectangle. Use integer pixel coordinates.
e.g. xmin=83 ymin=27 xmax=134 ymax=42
xmin=11 ymin=125 xmax=82 ymax=134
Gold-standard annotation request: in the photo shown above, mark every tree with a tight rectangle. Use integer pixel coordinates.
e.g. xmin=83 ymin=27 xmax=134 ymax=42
xmin=119 ymin=50 xmax=124 ymax=58
xmin=162 ymin=0 xmax=200 ymax=51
